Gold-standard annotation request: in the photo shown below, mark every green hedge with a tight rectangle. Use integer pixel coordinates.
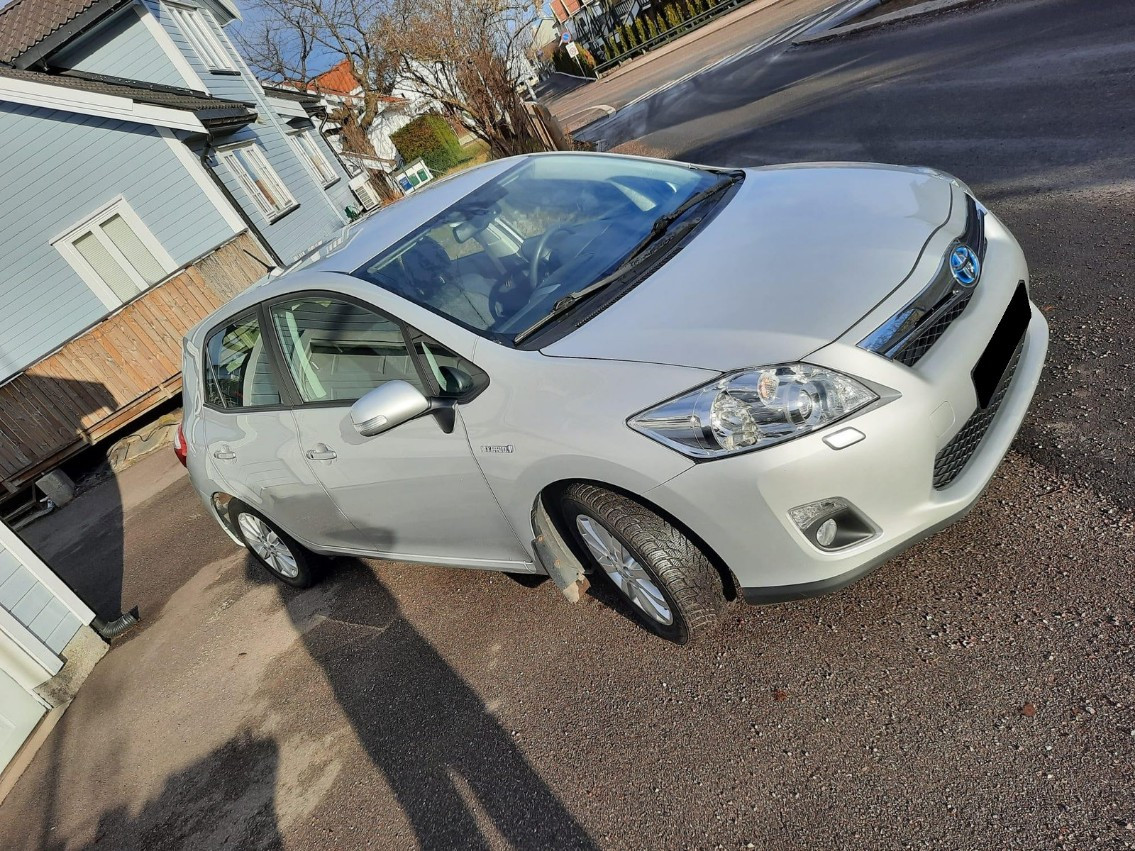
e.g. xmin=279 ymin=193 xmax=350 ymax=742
xmin=552 ymin=43 xmax=596 ymax=76
xmin=391 ymin=114 xmax=465 ymax=174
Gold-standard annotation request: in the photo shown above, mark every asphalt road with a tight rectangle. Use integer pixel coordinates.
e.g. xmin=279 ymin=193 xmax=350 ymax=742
xmin=3 ymin=1 xmax=1134 ymax=848
xmin=542 ymin=0 xmax=846 ymax=129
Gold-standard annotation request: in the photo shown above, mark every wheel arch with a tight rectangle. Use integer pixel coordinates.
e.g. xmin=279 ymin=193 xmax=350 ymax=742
xmin=534 ymin=478 xmax=740 ymax=602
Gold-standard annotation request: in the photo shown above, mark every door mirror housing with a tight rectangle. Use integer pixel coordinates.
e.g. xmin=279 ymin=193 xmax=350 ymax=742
xmin=350 ymin=381 xmax=431 ymax=437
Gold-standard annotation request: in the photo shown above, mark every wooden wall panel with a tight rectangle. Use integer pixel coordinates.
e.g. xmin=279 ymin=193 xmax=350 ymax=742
xmin=0 ymin=233 xmax=272 ymax=491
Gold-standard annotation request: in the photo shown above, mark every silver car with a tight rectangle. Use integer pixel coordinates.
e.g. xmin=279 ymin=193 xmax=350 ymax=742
xmin=181 ymin=153 xmax=1048 ymax=644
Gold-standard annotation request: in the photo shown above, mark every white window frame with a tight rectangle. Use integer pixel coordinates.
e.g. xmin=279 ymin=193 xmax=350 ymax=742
xmin=52 ymin=197 xmax=178 ymax=310
xmin=218 ymin=143 xmax=299 ymax=222
xmin=289 ymin=128 xmax=339 ymax=187
xmin=166 ymin=1 xmax=237 ymax=72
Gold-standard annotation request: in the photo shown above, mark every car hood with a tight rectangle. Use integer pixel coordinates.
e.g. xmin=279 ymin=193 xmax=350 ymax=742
xmin=541 ymin=163 xmax=957 ymax=372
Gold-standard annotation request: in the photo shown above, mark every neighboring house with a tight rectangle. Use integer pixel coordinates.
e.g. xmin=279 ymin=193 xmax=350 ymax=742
xmin=294 ymin=58 xmax=432 ymax=168
xmin=530 ymin=15 xmax=560 ymax=69
xmin=550 ymin=0 xmax=643 ymax=58
xmin=0 ymin=0 xmax=357 ymax=496
xmin=0 ymin=520 xmax=104 ymax=782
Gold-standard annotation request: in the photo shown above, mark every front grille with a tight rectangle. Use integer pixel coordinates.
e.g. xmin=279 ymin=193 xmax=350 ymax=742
xmin=860 ymin=195 xmax=987 ymax=367
xmin=891 ymin=293 xmax=972 ymax=367
xmin=932 ymin=336 xmax=1025 ymax=490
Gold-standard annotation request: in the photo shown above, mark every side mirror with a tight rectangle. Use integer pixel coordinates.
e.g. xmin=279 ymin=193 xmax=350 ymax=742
xmin=350 ymin=381 xmax=430 ymax=437
xmin=437 ymin=365 xmax=474 ymax=396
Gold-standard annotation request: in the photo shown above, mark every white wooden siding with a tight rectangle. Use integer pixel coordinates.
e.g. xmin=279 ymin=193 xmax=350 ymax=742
xmin=52 ymin=6 xmax=184 ymax=89
xmin=0 ymin=103 xmax=238 ymax=382
xmin=0 ymin=536 xmax=85 ymax=657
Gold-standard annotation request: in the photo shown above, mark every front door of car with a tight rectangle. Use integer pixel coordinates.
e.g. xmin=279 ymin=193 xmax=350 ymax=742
xmin=264 ymin=293 xmax=530 ymax=568
xmin=199 ymin=308 xmax=343 ymax=547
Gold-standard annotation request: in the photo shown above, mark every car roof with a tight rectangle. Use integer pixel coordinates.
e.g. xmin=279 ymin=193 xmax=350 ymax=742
xmin=304 ymin=155 xmax=523 ymax=275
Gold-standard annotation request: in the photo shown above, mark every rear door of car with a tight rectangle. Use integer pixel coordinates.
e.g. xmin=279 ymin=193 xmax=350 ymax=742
xmin=262 ymin=290 xmax=530 ymax=569
xmin=198 ymin=306 xmax=346 ymax=547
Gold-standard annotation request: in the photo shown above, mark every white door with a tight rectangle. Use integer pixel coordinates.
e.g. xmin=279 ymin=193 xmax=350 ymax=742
xmin=0 ymin=668 xmax=45 ymax=772
xmin=266 ymin=294 xmax=530 ymax=568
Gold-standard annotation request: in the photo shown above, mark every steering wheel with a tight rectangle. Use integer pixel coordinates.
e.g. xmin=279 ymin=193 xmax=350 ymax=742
xmin=529 ymin=224 xmax=572 ymax=288
xmin=488 ymin=276 xmax=529 ymax=321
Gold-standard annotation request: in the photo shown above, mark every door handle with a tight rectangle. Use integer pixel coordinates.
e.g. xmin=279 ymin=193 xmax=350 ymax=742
xmin=213 ymin=450 xmax=236 ymax=460
xmin=305 ymin=446 xmax=338 ymax=462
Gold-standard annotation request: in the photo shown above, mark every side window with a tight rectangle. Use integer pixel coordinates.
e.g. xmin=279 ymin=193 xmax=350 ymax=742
xmin=204 ymin=311 xmax=281 ymax=409
xmin=269 ymin=297 xmax=426 ymax=403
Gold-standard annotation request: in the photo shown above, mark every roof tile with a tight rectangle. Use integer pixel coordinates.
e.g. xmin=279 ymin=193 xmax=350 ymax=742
xmin=0 ymin=65 xmax=256 ymax=125
xmin=0 ymin=0 xmax=113 ymax=63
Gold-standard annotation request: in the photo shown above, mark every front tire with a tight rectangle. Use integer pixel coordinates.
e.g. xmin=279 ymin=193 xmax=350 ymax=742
xmin=560 ymin=484 xmax=724 ymax=644
xmin=229 ymin=503 xmax=319 ymax=589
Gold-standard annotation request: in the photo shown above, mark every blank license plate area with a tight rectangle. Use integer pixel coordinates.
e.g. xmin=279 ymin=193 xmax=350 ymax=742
xmin=972 ymin=283 xmax=1031 ymax=408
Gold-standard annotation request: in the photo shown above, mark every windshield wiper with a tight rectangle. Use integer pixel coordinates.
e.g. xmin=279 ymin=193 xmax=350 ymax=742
xmin=513 ymin=171 xmax=742 ymax=345
xmin=621 ymin=171 xmax=743 ymax=267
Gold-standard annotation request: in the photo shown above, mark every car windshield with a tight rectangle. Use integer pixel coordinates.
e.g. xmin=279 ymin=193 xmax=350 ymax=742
xmin=351 ymin=155 xmax=724 ymax=341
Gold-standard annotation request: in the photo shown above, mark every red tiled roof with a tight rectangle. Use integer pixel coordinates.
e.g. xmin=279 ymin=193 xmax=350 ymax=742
xmin=311 ymin=59 xmax=361 ymax=96
xmin=550 ymin=0 xmax=583 ymax=25
xmin=287 ymin=60 xmax=409 ymax=107
xmin=0 ymin=0 xmax=120 ymax=63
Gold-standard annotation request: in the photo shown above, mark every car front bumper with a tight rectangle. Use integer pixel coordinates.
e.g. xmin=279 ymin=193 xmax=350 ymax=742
xmin=644 ymin=211 xmax=1049 ymax=603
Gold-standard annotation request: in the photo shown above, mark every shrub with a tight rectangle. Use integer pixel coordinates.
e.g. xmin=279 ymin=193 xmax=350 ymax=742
xmin=623 ymin=22 xmax=638 ymax=47
xmin=694 ymin=0 xmax=706 ymax=13
xmin=390 ymin=113 xmax=464 ymax=174
xmin=635 ymin=16 xmax=647 ymax=43
xmin=645 ymin=15 xmax=658 ymax=39
xmin=665 ymin=5 xmax=682 ymax=29
xmin=552 ymin=42 xmax=597 ymax=76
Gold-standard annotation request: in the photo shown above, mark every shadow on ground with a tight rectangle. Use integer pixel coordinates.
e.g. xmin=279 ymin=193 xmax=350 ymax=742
xmin=268 ymin=555 xmax=597 ymax=850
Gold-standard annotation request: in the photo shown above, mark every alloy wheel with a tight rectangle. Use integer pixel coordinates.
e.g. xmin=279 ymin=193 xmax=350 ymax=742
xmin=575 ymin=515 xmax=673 ymax=625
xmin=237 ymin=513 xmax=300 ymax=579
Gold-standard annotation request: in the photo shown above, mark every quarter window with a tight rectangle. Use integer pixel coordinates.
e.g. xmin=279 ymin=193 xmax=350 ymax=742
xmin=53 ymin=198 xmax=176 ymax=309
xmin=269 ymin=297 xmax=425 ymax=403
xmin=167 ymin=2 xmax=237 ymax=71
xmin=290 ymin=129 xmax=338 ymax=186
xmin=218 ymin=145 xmax=297 ymax=221
xmin=204 ymin=312 xmax=281 ymax=409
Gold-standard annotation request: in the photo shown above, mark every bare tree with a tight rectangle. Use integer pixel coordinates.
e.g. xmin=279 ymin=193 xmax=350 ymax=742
xmin=375 ymin=0 xmax=550 ymax=158
xmin=238 ymin=0 xmax=554 ymax=162
xmin=236 ymin=0 xmax=397 ymax=138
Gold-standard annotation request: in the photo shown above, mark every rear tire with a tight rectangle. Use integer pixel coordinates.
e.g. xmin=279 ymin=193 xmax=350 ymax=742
xmin=559 ymin=484 xmax=723 ymax=644
xmin=229 ymin=502 xmax=319 ymax=589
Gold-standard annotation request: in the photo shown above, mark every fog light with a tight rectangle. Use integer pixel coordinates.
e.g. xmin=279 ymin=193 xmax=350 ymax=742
xmin=788 ymin=498 xmax=877 ymax=551
xmin=815 ymin=518 xmax=838 ymax=547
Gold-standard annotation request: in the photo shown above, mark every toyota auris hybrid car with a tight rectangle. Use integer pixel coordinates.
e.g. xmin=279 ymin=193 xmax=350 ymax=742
xmin=181 ymin=153 xmax=1047 ymax=644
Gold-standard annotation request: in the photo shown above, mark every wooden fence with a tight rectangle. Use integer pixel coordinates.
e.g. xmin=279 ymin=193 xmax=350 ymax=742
xmin=0 ymin=232 xmax=272 ymax=493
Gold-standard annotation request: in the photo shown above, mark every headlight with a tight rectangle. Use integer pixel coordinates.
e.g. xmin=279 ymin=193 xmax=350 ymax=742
xmin=628 ymin=364 xmax=878 ymax=458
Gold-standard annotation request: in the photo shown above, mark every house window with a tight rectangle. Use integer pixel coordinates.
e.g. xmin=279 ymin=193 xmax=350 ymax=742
xmin=53 ymin=198 xmax=176 ymax=309
xmin=167 ymin=2 xmax=237 ymax=72
xmin=290 ymin=129 xmax=338 ymax=186
xmin=218 ymin=144 xmax=298 ymax=221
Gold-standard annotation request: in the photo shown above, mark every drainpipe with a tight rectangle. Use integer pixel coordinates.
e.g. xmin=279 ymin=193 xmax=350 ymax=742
xmin=199 ymin=138 xmax=284 ymax=269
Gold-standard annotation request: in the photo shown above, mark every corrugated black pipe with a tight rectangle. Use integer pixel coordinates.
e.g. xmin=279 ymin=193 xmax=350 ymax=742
xmin=92 ymin=606 xmax=140 ymax=640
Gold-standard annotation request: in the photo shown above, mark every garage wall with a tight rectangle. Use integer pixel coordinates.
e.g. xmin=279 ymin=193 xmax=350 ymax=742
xmin=0 ymin=525 xmax=93 ymax=661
